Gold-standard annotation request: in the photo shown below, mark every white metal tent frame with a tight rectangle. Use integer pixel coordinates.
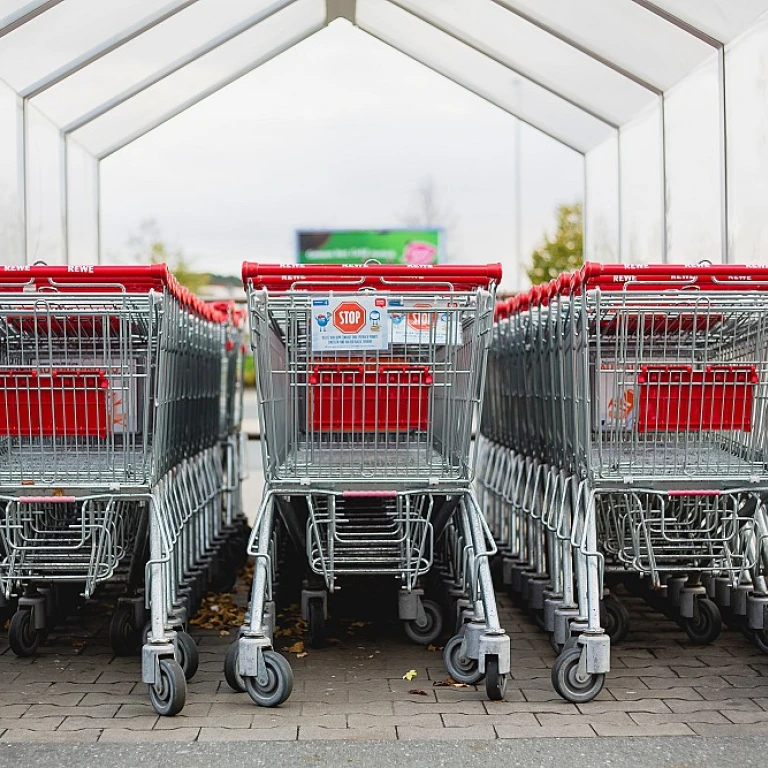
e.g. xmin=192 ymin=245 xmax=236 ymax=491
xmin=2 ymin=0 xmax=767 ymax=265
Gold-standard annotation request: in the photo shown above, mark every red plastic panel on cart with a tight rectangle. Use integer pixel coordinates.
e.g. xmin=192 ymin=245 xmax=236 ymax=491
xmin=309 ymin=363 xmax=432 ymax=432
xmin=637 ymin=364 xmax=758 ymax=432
xmin=0 ymin=369 xmax=111 ymax=438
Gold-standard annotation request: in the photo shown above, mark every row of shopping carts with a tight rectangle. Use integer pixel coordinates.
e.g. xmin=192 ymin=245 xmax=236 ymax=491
xmin=478 ymin=262 xmax=768 ymax=702
xmin=226 ymin=262 xmax=512 ymax=706
xmin=0 ymin=264 xmax=248 ymax=716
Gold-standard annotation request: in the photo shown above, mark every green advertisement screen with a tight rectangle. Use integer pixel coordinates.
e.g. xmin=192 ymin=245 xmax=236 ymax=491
xmin=297 ymin=229 xmax=442 ymax=265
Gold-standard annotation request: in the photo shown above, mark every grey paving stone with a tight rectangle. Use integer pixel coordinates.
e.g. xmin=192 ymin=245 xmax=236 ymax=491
xmin=522 ymin=687 xmax=614 ymax=703
xmin=721 ymin=709 xmax=768 ymax=724
xmin=694 ymin=686 xmax=767 ymax=700
xmin=209 ymin=701 xmax=296 ymax=717
xmin=59 ymin=716 xmax=158 ymax=731
xmin=302 ymin=701 xmax=395 ymax=715
xmin=641 ymin=675 xmax=730 ymax=689
xmin=630 ymin=711 xmax=729 ymax=725
xmin=495 ymin=723 xmax=595 ymax=738
xmin=607 ymin=687 xmax=703 ymax=701
xmin=666 ymin=698 xmax=762 ymax=713
xmin=536 ymin=712 xmax=635 ymax=728
xmin=442 ymin=713 xmax=537 ymax=728
xmin=1 ymin=691 xmax=82 ymax=706
xmin=398 ymin=725 xmax=497 ymax=740
xmin=688 ymin=722 xmax=768 ymax=736
xmin=484 ymin=700 xmax=578 ymax=715
xmin=576 ymin=699 xmax=672 ymax=715
xmin=591 ymin=722 xmax=696 ymax=737
xmin=24 ymin=704 xmax=119 ymax=719
xmin=393 ymin=701 xmax=485 ymax=716
xmin=0 ymin=718 xmax=64 ymax=731
xmin=260 ymin=714 xmax=348 ymax=729
xmin=77 ymin=693 xmax=137 ymax=707
xmin=46 ymin=683 xmax=135 ymax=696
xmin=153 ymin=715 xmax=254 ymax=730
xmin=299 ymin=727 xmax=398 ymax=741
xmin=0 ymin=706 xmax=30 ymax=718
xmin=0 ymin=729 xmax=102 ymax=743
xmin=98 ymin=728 xmax=201 ymax=742
xmin=198 ymin=726 xmax=298 ymax=741
xmin=347 ymin=714 xmax=443 ymax=729
xmin=722 ymin=676 xmax=768 ymax=689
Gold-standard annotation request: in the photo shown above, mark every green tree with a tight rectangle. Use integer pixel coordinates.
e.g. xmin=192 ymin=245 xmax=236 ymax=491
xmin=526 ymin=203 xmax=583 ymax=285
xmin=128 ymin=219 xmax=210 ymax=294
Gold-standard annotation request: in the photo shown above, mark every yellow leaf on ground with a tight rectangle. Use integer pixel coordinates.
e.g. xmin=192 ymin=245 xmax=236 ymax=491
xmin=287 ymin=641 xmax=305 ymax=654
xmin=402 ymin=669 xmax=418 ymax=681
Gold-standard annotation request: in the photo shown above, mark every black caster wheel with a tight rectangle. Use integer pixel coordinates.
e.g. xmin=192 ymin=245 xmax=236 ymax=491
xmin=485 ymin=656 xmax=507 ymax=701
xmin=149 ymin=658 xmax=187 ymax=716
xmin=244 ymin=651 xmax=294 ymax=707
xmin=224 ymin=640 xmax=246 ymax=692
xmin=307 ymin=597 xmax=326 ymax=649
xmin=551 ymin=646 xmax=605 ymax=703
xmin=443 ymin=634 xmax=483 ymax=685
xmin=683 ymin=598 xmax=721 ymax=645
xmin=404 ymin=600 xmax=444 ymax=646
xmin=109 ymin=606 xmax=141 ymax=656
xmin=8 ymin=609 xmax=42 ymax=657
xmin=563 ymin=634 xmax=579 ymax=652
xmin=175 ymin=631 xmax=199 ymax=681
xmin=600 ymin=594 xmax=631 ymax=644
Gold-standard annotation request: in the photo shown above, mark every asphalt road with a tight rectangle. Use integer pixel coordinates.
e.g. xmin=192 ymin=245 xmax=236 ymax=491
xmin=2 ymin=737 xmax=767 ymax=768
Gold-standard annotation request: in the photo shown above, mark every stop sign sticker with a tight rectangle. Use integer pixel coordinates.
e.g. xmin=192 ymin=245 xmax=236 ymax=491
xmin=333 ymin=301 xmax=366 ymax=334
xmin=407 ymin=303 xmax=435 ymax=332
xmin=312 ymin=296 xmax=388 ymax=351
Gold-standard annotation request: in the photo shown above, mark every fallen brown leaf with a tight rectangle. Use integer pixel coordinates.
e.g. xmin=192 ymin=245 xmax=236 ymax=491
xmin=408 ymin=689 xmax=428 ymax=696
xmin=287 ymin=640 xmax=305 ymax=654
xmin=433 ymin=677 xmax=469 ymax=688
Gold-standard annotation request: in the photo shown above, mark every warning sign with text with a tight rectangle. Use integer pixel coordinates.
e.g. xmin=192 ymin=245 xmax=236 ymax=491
xmin=311 ymin=296 xmax=389 ymax=351
xmin=388 ymin=299 xmax=459 ymax=345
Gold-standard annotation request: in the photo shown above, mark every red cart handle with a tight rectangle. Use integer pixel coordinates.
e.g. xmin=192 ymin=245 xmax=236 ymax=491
xmin=0 ymin=264 xmax=228 ymax=324
xmin=572 ymin=262 xmax=768 ymax=293
xmin=242 ymin=262 xmax=502 ymax=291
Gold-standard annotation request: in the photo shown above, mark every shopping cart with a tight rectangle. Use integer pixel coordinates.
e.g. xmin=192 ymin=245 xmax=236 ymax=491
xmin=232 ymin=261 xmax=511 ymax=707
xmin=480 ymin=263 xmax=768 ymax=702
xmin=0 ymin=264 xmax=239 ymax=716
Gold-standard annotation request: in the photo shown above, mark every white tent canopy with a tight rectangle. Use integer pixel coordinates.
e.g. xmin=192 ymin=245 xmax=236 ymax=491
xmin=1 ymin=0 xmax=767 ymax=266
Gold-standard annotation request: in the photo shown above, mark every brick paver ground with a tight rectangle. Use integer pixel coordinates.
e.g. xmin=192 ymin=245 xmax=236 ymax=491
xmin=1 ymin=579 xmax=768 ymax=743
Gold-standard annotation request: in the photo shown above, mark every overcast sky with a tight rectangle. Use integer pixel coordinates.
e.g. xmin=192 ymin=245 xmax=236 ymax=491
xmin=99 ymin=20 xmax=583 ymax=291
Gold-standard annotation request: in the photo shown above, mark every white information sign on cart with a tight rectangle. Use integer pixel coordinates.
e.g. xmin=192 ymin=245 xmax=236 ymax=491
xmin=311 ymin=295 xmax=389 ymax=351
xmin=388 ymin=299 xmax=459 ymax=345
